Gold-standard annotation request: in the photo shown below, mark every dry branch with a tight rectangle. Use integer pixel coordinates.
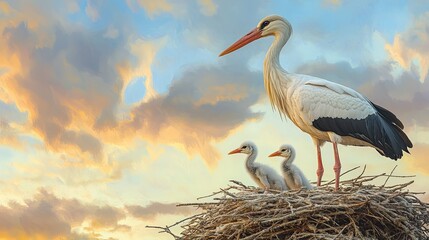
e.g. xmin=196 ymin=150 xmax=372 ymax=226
xmin=147 ymin=167 xmax=429 ymax=239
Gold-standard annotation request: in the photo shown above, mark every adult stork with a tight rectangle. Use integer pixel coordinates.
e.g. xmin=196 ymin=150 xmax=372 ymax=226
xmin=220 ymin=15 xmax=412 ymax=191
xmin=229 ymin=142 xmax=288 ymax=191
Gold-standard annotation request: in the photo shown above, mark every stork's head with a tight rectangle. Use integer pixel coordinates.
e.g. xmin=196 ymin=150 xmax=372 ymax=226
xmin=228 ymin=141 xmax=256 ymax=155
xmin=219 ymin=15 xmax=292 ymax=57
xmin=268 ymin=144 xmax=295 ymax=162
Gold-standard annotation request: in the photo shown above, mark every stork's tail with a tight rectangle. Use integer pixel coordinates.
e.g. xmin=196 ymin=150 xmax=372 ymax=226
xmin=371 ymin=103 xmax=412 ymax=160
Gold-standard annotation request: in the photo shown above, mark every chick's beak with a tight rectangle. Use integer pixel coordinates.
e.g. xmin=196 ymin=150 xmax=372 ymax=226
xmin=268 ymin=151 xmax=281 ymax=157
xmin=228 ymin=148 xmax=242 ymax=155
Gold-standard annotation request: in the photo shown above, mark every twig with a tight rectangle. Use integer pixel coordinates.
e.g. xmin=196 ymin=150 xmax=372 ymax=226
xmin=381 ymin=165 xmax=397 ymax=188
xmin=230 ymin=180 xmax=249 ymax=189
xmin=324 ymin=166 xmax=360 ymax=186
xmin=146 ymin=225 xmax=180 ymax=239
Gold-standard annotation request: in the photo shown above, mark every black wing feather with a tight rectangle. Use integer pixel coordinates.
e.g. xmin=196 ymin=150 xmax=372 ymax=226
xmin=371 ymin=102 xmax=404 ymax=129
xmin=312 ymin=108 xmax=412 ymax=160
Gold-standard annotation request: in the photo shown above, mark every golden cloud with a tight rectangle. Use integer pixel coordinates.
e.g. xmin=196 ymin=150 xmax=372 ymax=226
xmin=198 ymin=0 xmax=217 ymax=16
xmin=0 ymin=1 xmax=10 ymax=14
xmin=386 ymin=12 xmax=429 ymax=82
xmin=0 ymin=120 xmax=23 ymax=149
xmin=323 ymin=0 xmax=342 ymax=7
xmin=120 ymin=37 xmax=168 ymax=102
xmin=126 ymin=202 xmax=194 ymax=220
xmin=0 ymin=18 xmax=124 ymax=170
xmin=108 ymin=64 xmax=263 ymax=168
xmin=0 ymin=1 xmax=265 ymax=173
xmin=135 ymin=0 xmax=175 ymax=18
xmin=0 ymin=189 xmax=128 ymax=240
xmin=129 ymin=0 xmax=218 ymax=18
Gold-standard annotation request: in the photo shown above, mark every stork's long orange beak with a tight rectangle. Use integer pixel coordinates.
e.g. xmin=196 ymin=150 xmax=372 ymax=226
xmin=228 ymin=148 xmax=241 ymax=155
xmin=268 ymin=151 xmax=281 ymax=157
xmin=219 ymin=28 xmax=262 ymax=57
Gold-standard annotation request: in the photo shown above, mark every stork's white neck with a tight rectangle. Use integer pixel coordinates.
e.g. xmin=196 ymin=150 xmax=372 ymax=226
xmin=245 ymin=148 xmax=257 ymax=171
xmin=264 ymin=33 xmax=288 ymax=71
xmin=263 ymin=32 xmax=292 ymax=118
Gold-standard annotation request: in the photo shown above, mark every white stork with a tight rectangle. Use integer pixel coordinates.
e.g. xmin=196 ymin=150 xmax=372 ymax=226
xmin=220 ymin=15 xmax=412 ymax=191
xmin=228 ymin=142 xmax=288 ymax=191
xmin=269 ymin=144 xmax=313 ymax=190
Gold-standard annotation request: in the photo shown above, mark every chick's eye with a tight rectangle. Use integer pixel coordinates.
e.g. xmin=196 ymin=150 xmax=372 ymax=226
xmin=260 ymin=20 xmax=270 ymax=30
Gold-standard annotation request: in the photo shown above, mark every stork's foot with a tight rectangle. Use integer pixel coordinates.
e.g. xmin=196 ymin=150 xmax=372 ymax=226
xmin=263 ymin=187 xmax=270 ymax=194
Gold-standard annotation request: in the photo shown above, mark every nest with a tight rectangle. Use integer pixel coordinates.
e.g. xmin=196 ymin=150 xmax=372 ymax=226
xmin=147 ymin=166 xmax=429 ymax=239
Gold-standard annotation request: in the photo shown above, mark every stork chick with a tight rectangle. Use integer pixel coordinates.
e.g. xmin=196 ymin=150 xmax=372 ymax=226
xmin=269 ymin=144 xmax=313 ymax=190
xmin=229 ymin=142 xmax=287 ymax=191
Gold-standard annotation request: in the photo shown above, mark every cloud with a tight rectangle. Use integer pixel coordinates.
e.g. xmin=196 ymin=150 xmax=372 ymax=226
xmin=386 ymin=12 xmax=429 ymax=82
xmin=134 ymin=0 xmax=175 ymax=18
xmin=0 ymin=2 xmax=10 ymax=14
xmin=126 ymin=202 xmax=193 ymax=220
xmin=103 ymin=26 xmax=119 ymax=39
xmin=85 ymin=1 xmax=100 ymax=21
xmin=0 ymin=189 xmax=127 ymax=239
xmin=198 ymin=0 xmax=217 ymax=16
xmin=88 ymin=206 xmax=127 ymax=230
xmin=323 ymin=0 xmax=342 ymax=7
xmin=1 ymin=22 xmax=120 ymax=163
xmin=119 ymin=37 xmax=168 ymax=101
xmin=129 ymin=0 xmax=217 ymax=18
xmin=113 ymin=63 xmax=264 ymax=167
xmin=0 ymin=119 xmax=23 ymax=149
xmin=0 ymin=2 xmax=163 ymax=171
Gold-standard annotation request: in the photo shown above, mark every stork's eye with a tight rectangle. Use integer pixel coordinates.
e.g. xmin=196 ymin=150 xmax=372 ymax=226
xmin=241 ymin=146 xmax=247 ymax=149
xmin=281 ymin=149 xmax=286 ymax=152
xmin=260 ymin=20 xmax=270 ymax=30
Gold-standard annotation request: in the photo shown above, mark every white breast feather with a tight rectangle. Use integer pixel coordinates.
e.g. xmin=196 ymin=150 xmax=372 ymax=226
xmin=293 ymin=166 xmax=313 ymax=190
xmin=254 ymin=163 xmax=286 ymax=190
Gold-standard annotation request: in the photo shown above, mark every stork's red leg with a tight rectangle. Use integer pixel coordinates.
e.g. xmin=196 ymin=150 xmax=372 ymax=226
xmin=316 ymin=144 xmax=324 ymax=186
xmin=333 ymin=142 xmax=341 ymax=191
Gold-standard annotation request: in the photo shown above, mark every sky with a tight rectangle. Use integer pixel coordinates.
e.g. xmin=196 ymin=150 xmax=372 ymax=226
xmin=0 ymin=0 xmax=428 ymax=239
